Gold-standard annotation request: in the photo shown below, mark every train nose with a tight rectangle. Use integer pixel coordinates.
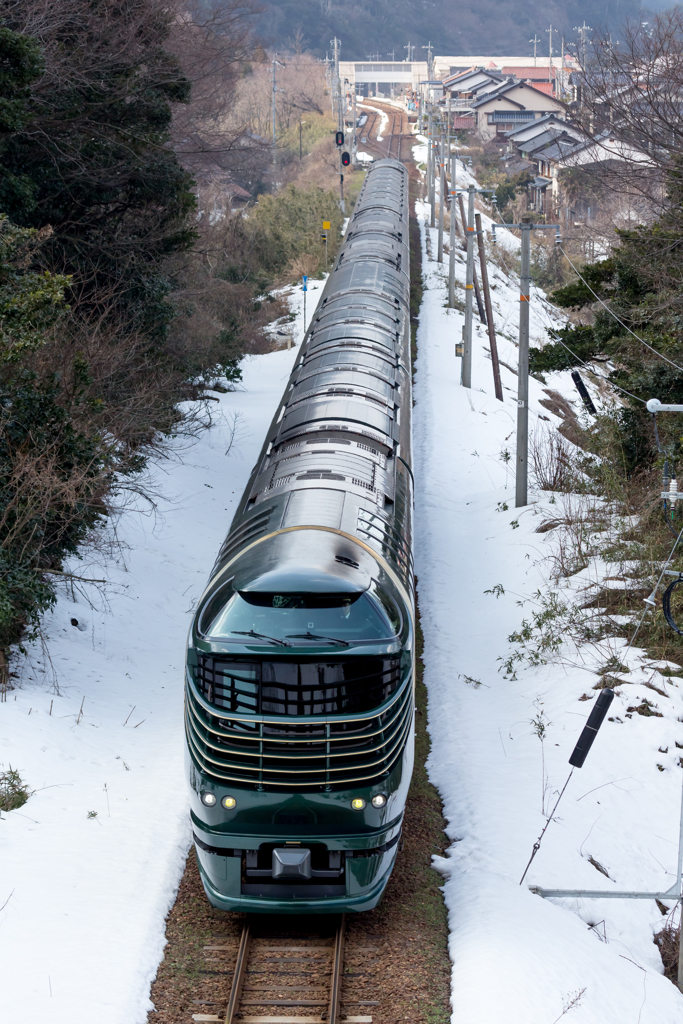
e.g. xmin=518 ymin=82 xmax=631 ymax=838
xmin=272 ymin=847 xmax=312 ymax=879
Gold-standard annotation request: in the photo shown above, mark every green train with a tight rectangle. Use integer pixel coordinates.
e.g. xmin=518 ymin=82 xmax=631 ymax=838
xmin=185 ymin=157 xmax=414 ymax=914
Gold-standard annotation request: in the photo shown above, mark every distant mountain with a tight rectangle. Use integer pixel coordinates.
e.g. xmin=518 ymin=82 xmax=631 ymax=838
xmin=255 ymin=0 xmax=650 ymax=62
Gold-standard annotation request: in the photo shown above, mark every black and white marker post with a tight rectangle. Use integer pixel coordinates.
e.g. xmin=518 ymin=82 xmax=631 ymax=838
xmin=522 ymin=677 xmax=683 ymax=993
xmin=519 ymin=687 xmax=615 ymax=888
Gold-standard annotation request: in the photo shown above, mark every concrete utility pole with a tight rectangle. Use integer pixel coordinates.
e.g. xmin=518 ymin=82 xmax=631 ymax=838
xmin=530 ymin=34 xmax=541 ymax=66
xmin=448 ymin=156 xmax=457 ymax=307
xmin=272 ymin=56 xmax=285 ymax=149
xmin=331 ymin=37 xmax=344 ymax=211
xmin=427 ymin=113 xmax=435 ymax=228
xmin=491 ymin=219 xmax=561 ymax=504
xmin=574 ymin=21 xmax=592 ymax=67
xmin=424 ymin=40 xmax=434 ymax=80
xmin=431 ymin=133 xmax=437 ymax=229
xmin=461 ymin=184 xmax=475 ymax=389
xmin=437 ymin=135 xmax=445 ymax=263
xmin=352 ymin=90 xmax=357 ymax=164
xmin=516 ymin=223 xmax=532 ymax=506
xmin=546 ymin=25 xmax=554 ymax=85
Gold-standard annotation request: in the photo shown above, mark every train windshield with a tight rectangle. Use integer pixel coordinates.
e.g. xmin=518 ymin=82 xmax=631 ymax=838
xmin=201 ymin=586 xmax=400 ymax=643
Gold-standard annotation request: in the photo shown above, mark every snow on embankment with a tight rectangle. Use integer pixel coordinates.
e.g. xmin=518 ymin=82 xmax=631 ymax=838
xmin=0 ymin=279 xmax=322 ymax=1024
xmin=413 ymin=166 xmax=683 ymax=1021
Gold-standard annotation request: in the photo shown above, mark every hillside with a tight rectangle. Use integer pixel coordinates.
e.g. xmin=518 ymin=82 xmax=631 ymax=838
xmin=256 ymin=0 xmax=650 ymax=61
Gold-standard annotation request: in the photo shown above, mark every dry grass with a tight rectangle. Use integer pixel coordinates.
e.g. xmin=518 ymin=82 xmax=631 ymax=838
xmin=655 ymin=914 xmax=680 ymax=983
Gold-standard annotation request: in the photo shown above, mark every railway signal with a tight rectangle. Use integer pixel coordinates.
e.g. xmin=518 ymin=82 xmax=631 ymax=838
xmin=335 ymin=130 xmax=344 ymax=146
xmin=341 ymin=151 xmax=351 ymax=166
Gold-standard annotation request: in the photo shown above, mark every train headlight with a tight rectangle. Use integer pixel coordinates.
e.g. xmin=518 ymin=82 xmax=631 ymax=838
xmin=221 ymin=796 xmax=237 ymax=809
xmin=371 ymin=794 xmax=386 ymax=808
xmin=351 ymin=798 xmax=366 ymax=810
xmin=201 ymin=792 xmax=217 ymax=806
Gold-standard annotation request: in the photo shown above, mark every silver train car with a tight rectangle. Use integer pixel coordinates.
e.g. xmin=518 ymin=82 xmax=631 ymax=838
xmin=185 ymin=157 xmax=415 ymax=914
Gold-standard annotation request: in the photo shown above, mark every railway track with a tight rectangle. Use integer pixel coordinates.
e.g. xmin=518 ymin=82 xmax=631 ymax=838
xmin=191 ymin=915 xmax=379 ymax=1024
xmin=356 ymin=104 xmax=404 ymax=163
xmin=387 ymin=113 xmax=402 ymax=161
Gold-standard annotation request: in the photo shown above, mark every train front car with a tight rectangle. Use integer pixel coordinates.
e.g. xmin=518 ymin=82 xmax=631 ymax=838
xmin=185 ymin=158 xmax=414 ymax=914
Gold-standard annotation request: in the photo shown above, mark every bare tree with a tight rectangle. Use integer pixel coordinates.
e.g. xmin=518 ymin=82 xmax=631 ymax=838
xmin=568 ymin=12 xmax=683 ymax=216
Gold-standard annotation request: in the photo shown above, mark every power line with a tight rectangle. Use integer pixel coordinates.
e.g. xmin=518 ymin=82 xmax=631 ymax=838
xmin=559 ymin=245 xmax=683 ymax=373
xmin=547 ymin=328 xmax=647 ymax=405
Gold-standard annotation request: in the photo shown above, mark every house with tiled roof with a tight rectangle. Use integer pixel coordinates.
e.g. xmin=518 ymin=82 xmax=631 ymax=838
xmin=469 ymin=79 xmax=564 ymax=141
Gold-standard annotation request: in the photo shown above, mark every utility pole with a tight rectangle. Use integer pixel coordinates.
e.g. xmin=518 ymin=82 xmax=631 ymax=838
xmin=530 ymin=34 xmax=541 ymax=66
xmin=491 ymin=219 xmax=561 ymax=504
xmin=574 ymin=21 xmax=591 ymax=68
xmin=352 ymin=90 xmax=357 ymax=164
xmin=272 ymin=55 xmax=285 ymax=149
xmin=475 ymin=212 xmax=503 ymax=402
xmin=405 ymin=41 xmax=415 ymax=61
xmin=437 ymin=134 xmax=445 ymax=263
xmin=461 ymin=184 xmax=475 ymax=389
xmin=448 ymin=156 xmax=457 ymax=307
xmin=516 ymin=223 xmax=531 ymax=506
xmin=423 ymin=41 xmax=433 ymax=81
xmin=546 ymin=25 xmax=554 ymax=85
xmin=331 ymin=37 xmax=344 ymax=212
xmin=430 ymin=115 xmax=436 ymax=229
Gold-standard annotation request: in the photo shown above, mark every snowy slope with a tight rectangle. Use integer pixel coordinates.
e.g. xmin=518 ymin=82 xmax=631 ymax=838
xmin=412 ymin=168 xmax=683 ymax=1020
xmin=0 ymin=279 xmax=322 ymax=1024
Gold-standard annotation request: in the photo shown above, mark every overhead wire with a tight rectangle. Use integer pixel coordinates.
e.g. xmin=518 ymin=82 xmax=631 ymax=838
xmin=544 ymin=328 xmax=647 ymax=405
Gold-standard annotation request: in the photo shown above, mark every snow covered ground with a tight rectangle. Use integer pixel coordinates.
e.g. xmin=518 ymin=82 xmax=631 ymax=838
xmin=0 ymin=279 xmax=322 ymax=1023
xmin=412 ymin=156 xmax=683 ymax=1020
xmin=5 ymin=144 xmax=683 ymax=1024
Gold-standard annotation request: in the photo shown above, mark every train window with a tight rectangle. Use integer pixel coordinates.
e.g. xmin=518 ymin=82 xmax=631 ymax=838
xmin=195 ymin=654 xmax=403 ymax=714
xmin=201 ymin=584 xmax=399 ymax=644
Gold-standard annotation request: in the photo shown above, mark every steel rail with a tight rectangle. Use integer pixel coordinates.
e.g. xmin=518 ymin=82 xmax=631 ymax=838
xmin=328 ymin=915 xmax=347 ymax=1024
xmin=191 ymin=914 xmax=375 ymax=1024
xmin=225 ymin=923 xmax=251 ymax=1024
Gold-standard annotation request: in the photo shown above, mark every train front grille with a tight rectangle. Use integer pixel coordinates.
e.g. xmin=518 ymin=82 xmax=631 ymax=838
xmin=185 ymin=655 xmax=412 ymax=789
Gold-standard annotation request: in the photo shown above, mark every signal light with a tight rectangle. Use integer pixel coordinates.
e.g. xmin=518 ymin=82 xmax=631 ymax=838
xmin=341 ymin=151 xmax=351 ymax=166
xmin=351 ymin=798 xmax=366 ymax=810
xmin=335 ymin=130 xmax=344 ymax=146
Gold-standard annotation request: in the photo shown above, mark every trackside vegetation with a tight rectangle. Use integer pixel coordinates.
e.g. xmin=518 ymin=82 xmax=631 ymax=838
xmin=0 ymin=4 xmax=344 ymax=680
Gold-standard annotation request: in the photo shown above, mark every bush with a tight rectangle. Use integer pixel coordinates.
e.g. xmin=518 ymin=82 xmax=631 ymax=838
xmin=0 ymin=765 xmax=30 ymax=811
xmin=529 ymin=325 xmax=599 ymax=375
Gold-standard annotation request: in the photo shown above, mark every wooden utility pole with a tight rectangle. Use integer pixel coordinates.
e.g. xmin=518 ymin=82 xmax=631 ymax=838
xmin=475 ymin=213 xmax=503 ymax=402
